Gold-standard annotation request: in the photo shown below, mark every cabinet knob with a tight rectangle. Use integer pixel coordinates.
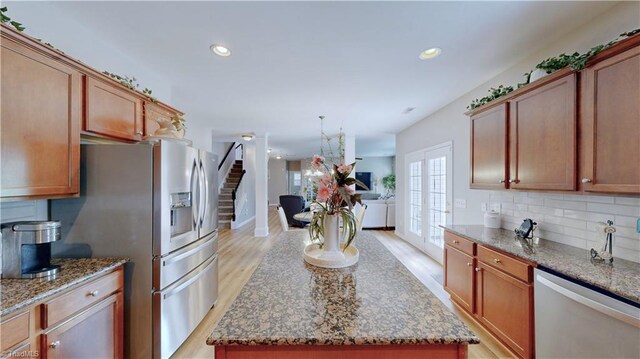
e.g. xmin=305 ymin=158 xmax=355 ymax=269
xmin=50 ymin=341 xmax=61 ymax=349
xmin=475 ymin=268 xmax=481 ymax=272
xmin=499 ymin=179 xmax=506 ymax=184
xmin=581 ymin=178 xmax=592 ymax=184
xmin=466 ymin=262 xmax=472 ymax=267
xmin=452 ymin=240 xmax=459 ymax=244
xmin=493 ymin=258 xmax=501 ymax=264
xmin=508 ymin=179 xmax=519 ymax=184
xmin=88 ymin=290 xmax=99 ymax=297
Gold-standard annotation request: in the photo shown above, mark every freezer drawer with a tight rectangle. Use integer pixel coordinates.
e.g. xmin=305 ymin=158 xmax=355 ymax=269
xmin=154 ymin=231 xmax=218 ymax=290
xmin=153 ymin=254 xmax=218 ymax=359
xmin=535 ymin=269 xmax=640 ymax=359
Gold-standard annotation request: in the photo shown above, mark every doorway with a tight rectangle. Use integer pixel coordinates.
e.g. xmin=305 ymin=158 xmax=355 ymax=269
xmin=404 ymin=142 xmax=453 ymax=264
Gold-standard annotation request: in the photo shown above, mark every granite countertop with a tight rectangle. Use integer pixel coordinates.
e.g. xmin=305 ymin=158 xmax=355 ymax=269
xmin=442 ymin=225 xmax=640 ymax=304
xmin=207 ymin=231 xmax=479 ymax=346
xmin=1 ymin=257 xmax=128 ymax=317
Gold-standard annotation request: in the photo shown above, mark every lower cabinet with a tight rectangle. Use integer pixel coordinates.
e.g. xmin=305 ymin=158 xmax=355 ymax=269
xmin=443 ymin=231 xmax=534 ymax=359
xmin=0 ymin=267 xmax=124 ymax=359
xmin=444 ymin=245 xmax=475 ymax=313
xmin=43 ymin=293 xmax=123 ymax=359
xmin=476 ymin=262 xmax=533 ymax=359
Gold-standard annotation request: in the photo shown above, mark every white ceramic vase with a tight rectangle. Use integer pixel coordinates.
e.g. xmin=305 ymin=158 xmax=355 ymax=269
xmin=320 ymin=214 xmax=345 ymax=262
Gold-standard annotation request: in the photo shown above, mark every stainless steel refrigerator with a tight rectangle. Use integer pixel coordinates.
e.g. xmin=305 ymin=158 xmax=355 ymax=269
xmin=51 ymin=140 xmax=219 ymax=359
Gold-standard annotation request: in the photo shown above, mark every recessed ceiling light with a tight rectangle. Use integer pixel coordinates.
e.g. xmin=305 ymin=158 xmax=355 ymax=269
xmin=276 ymin=155 xmax=282 ymax=160
xmin=241 ymin=134 xmax=254 ymax=141
xmin=267 ymin=149 xmax=272 ymax=153
xmin=419 ymin=47 xmax=442 ymax=60
xmin=210 ymin=44 xmax=231 ymax=57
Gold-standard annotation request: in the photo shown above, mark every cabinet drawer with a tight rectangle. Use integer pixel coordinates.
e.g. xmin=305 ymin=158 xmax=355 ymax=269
xmin=43 ymin=269 xmax=122 ymax=328
xmin=0 ymin=311 xmax=30 ymax=351
xmin=478 ymin=246 xmax=531 ymax=283
xmin=444 ymin=231 xmax=475 ymax=256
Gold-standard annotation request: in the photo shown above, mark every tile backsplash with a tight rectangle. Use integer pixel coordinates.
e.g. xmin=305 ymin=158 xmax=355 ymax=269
xmin=490 ymin=192 xmax=640 ymax=263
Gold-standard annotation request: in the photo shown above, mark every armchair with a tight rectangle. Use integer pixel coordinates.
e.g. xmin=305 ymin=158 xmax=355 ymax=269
xmin=279 ymin=195 xmax=307 ymax=228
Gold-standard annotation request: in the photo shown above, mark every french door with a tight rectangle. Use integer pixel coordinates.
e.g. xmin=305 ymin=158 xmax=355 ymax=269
xmin=404 ymin=143 xmax=453 ymax=264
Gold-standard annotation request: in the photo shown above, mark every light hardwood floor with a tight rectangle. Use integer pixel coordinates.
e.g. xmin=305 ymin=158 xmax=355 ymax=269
xmin=172 ymin=209 xmax=514 ymax=358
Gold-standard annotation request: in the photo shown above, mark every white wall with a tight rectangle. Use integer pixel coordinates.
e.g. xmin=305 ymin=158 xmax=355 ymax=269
xmin=6 ymin=2 xmax=172 ymax=102
xmin=268 ymin=159 xmax=288 ymax=205
xmin=233 ymin=142 xmax=256 ymax=227
xmin=2 ymin=2 xmax=179 ymax=225
xmin=395 ymin=3 xmax=640 ymax=254
xmin=355 ymin=156 xmax=395 ymax=194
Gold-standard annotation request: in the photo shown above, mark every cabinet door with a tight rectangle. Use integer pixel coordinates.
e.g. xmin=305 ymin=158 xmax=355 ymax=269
xmin=42 ymin=293 xmax=123 ymax=359
xmin=0 ymin=37 xmax=81 ymax=199
xmin=144 ymin=102 xmax=176 ymax=137
xmin=509 ymin=74 xmax=577 ymax=191
xmin=443 ymin=245 xmax=475 ymax=313
xmin=476 ymin=263 xmax=533 ymax=359
xmin=581 ymin=46 xmax=640 ymax=194
xmin=470 ymin=104 xmax=509 ymax=189
xmin=85 ymin=76 xmax=143 ymax=141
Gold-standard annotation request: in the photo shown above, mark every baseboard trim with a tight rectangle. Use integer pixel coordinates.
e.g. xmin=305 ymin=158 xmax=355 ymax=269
xmin=231 ymin=215 xmax=255 ymax=230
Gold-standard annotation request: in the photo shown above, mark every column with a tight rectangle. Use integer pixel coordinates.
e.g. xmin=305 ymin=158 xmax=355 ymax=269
xmin=254 ymin=134 xmax=269 ymax=237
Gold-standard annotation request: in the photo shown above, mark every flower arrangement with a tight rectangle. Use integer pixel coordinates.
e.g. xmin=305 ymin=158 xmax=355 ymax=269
xmin=308 ymin=155 xmax=367 ymax=250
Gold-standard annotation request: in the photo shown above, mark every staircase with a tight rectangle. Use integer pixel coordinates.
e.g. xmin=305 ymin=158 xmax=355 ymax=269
xmin=218 ymin=160 xmax=243 ymax=229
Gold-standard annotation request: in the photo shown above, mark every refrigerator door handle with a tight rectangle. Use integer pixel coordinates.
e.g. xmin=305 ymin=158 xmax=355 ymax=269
xmin=190 ymin=158 xmax=199 ymax=230
xmin=199 ymin=159 xmax=208 ymax=228
xmin=536 ymin=274 xmax=640 ymax=328
xmin=162 ymin=254 xmax=217 ymax=299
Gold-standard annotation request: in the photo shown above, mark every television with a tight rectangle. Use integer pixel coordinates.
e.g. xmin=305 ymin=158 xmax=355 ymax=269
xmin=355 ymin=172 xmax=372 ymax=191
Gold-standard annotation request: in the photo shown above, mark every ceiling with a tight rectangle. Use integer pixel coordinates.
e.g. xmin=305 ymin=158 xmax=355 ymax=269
xmin=13 ymin=1 xmax=616 ymax=158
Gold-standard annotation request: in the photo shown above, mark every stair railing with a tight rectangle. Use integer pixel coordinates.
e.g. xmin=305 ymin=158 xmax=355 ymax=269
xmin=218 ymin=142 xmax=237 ymax=171
xmin=231 ymin=169 xmax=247 ymax=221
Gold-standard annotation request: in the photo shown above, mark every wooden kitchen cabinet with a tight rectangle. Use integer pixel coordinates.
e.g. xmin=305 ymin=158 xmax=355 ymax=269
xmin=85 ymin=76 xmax=144 ymax=141
xmin=509 ymin=73 xmax=577 ymax=191
xmin=0 ymin=31 xmax=81 ymax=200
xmin=475 ymin=262 xmax=533 ymax=359
xmin=0 ymin=266 xmax=124 ymax=359
xmin=444 ymin=245 xmax=475 ymax=313
xmin=42 ymin=293 xmax=123 ymax=359
xmin=443 ymin=230 xmax=534 ymax=359
xmin=581 ymin=44 xmax=640 ymax=194
xmin=470 ymin=104 xmax=509 ymax=189
xmin=0 ymin=311 xmax=30 ymax=353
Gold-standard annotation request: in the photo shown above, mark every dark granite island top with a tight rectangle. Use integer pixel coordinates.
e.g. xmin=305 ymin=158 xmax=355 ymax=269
xmin=208 ymin=231 xmax=478 ymax=358
xmin=1 ymin=257 xmax=128 ymax=317
xmin=442 ymin=225 xmax=640 ymax=305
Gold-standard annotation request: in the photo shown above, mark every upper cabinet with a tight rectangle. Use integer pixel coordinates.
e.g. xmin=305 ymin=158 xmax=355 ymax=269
xmin=85 ymin=77 xmax=144 ymax=141
xmin=468 ymin=35 xmax=639 ymax=195
xmin=0 ymin=33 xmax=81 ymax=200
xmin=509 ymin=74 xmax=576 ymax=191
xmin=0 ymin=24 xmax=183 ymax=200
xmin=470 ymin=104 xmax=508 ymax=189
xmin=581 ymin=45 xmax=640 ymax=194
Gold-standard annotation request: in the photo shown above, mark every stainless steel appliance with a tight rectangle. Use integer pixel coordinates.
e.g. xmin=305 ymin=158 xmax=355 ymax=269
xmin=51 ymin=140 xmax=219 ymax=359
xmin=1 ymin=220 xmax=61 ymax=278
xmin=535 ymin=268 xmax=640 ymax=358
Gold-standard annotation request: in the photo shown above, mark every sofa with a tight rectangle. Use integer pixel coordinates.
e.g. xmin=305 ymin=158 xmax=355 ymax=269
xmin=358 ymin=199 xmax=395 ymax=229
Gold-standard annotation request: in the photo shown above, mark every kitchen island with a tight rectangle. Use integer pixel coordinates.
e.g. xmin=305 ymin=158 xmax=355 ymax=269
xmin=207 ymin=231 xmax=478 ymax=359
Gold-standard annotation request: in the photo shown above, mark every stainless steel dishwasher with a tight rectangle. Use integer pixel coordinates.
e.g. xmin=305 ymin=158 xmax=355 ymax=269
xmin=534 ymin=268 xmax=640 ymax=358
